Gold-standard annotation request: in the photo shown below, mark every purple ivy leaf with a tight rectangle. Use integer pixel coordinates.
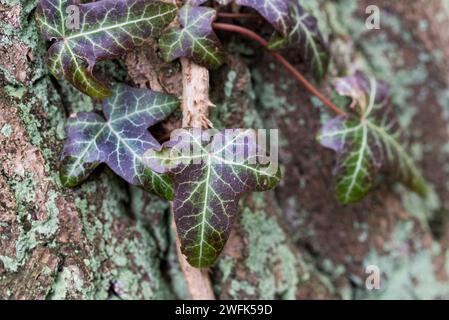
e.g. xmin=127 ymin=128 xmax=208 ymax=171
xmin=159 ymin=5 xmax=225 ymax=69
xmin=334 ymin=71 xmax=390 ymax=115
xmin=319 ymin=73 xmax=428 ymax=204
xmin=145 ymin=129 xmax=281 ymax=267
xmin=186 ymin=0 xmax=209 ymax=5
xmin=267 ymin=0 xmax=329 ymax=82
xmin=61 ymin=83 xmax=179 ymax=200
xmin=36 ymin=0 xmax=177 ymax=99
xmin=235 ymin=0 xmax=291 ymax=36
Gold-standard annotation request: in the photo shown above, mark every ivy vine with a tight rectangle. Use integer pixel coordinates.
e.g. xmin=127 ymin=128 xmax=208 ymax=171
xmin=36 ymin=0 xmax=428 ymax=268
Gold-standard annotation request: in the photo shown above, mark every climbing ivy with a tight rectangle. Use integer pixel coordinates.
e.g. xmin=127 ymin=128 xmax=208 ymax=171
xmin=36 ymin=0 xmax=428 ymax=268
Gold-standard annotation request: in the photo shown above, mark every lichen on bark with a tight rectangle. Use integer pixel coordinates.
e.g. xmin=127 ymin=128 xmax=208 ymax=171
xmin=0 ymin=0 xmax=179 ymax=299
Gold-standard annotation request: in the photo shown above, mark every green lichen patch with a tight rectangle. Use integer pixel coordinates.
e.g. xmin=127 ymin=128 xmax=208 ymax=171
xmin=213 ymin=192 xmax=308 ymax=299
xmin=239 ymin=194 xmax=299 ymax=299
xmin=47 ymin=265 xmax=85 ymax=300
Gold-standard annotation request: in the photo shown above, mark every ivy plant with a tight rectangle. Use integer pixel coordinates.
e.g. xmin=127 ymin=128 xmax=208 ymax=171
xmin=60 ymin=83 xmax=178 ymax=200
xmin=36 ymin=0 xmax=177 ymax=99
xmin=36 ymin=0 xmax=428 ymax=268
xmin=267 ymin=0 xmax=329 ymax=82
xmin=159 ymin=4 xmax=225 ymax=69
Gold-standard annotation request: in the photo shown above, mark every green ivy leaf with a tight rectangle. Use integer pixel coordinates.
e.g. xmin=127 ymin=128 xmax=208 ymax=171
xmin=36 ymin=0 xmax=177 ymax=99
xmin=319 ymin=73 xmax=428 ymax=204
xmin=61 ymin=83 xmax=179 ymax=200
xmin=159 ymin=4 xmax=225 ymax=69
xmin=145 ymin=129 xmax=281 ymax=267
xmin=267 ymin=0 xmax=329 ymax=82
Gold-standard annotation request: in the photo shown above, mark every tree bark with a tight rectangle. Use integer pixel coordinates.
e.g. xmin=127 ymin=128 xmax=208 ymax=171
xmin=1 ymin=0 xmax=449 ymax=299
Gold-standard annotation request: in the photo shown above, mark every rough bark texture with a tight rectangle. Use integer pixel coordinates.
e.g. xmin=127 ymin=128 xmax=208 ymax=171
xmin=1 ymin=0 xmax=449 ymax=300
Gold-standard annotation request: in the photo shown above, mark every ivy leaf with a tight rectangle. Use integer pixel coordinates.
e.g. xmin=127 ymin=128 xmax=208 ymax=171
xmin=60 ymin=83 xmax=179 ymax=200
xmin=145 ymin=129 xmax=281 ymax=267
xmin=36 ymin=0 xmax=177 ymax=99
xmin=319 ymin=73 xmax=428 ymax=204
xmin=159 ymin=5 xmax=225 ymax=69
xmin=267 ymin=0 xmax=329 ymax=82
xmin=235 ymin=0 xmax=290 ymax=36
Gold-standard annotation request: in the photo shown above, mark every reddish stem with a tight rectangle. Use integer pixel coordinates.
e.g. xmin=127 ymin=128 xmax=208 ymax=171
xmin=212 ymin=23 xmax=345 ymax=116
xmin=217 ymin=12 xmax=262 ymax=19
